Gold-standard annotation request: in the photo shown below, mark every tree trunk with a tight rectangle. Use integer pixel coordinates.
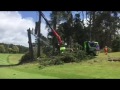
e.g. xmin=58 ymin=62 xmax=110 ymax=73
xmin=92 ymin=11 xmax=96 ymax=41
xmin=52 ymin=12 xmax=57 ymax=55
xmin=27 ymin=28 xmax=34 ymax=61
xmin=37 ymin=11 xmax=42 ymax=58
xmin=89 ymin=12 xmax=92 ymax=41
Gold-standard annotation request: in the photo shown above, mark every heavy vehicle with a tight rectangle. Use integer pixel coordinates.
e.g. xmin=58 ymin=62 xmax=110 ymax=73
xmin=84 ymin=41 xmax=100 ymax=56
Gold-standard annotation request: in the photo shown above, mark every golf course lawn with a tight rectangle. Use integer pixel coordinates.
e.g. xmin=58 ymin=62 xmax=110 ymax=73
xmin=0 ymin=52 xmax=120 ymax=79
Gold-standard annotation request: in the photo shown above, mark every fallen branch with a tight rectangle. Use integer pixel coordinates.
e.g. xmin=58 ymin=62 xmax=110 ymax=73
xmin=108 ymin=55 xmax=120 ymax=61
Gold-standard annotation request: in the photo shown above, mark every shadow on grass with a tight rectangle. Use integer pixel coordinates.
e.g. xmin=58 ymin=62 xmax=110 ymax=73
xmin=0 ymin=64 xmax=19 ymax=68
xmin=0 ymin=59 xmax=36 ymax=68
xmin=0 ymin=63 xmax=20 ymax=68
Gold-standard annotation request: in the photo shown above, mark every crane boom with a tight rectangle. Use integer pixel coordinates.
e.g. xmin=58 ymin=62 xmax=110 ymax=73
xmin=40 ymin=11 xmax=63 ymax=45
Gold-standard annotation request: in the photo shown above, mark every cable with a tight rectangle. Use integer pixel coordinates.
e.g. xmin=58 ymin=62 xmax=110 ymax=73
xmin=40 ymin=11 xmax=63 ymax=45
xmin=40 ymin=12 xmax=53 ymax=31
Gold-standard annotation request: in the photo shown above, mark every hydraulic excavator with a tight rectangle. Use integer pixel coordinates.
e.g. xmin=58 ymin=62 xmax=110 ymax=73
xmin=84 ymin=41 xmax=100 ymax=56
xmin=36 ymin=11 xmax=100 ymax=56
xmin=40 ymin=12 xmax=66 ymax=54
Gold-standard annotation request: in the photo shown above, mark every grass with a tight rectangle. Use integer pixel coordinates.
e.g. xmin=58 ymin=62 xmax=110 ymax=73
xmin=0 ymin=53 xmax=23 ymax=65
xmin=0 ymin=52 xmax=120 ymax=79
xmin=8 ymin=54 xmax=23 ymax=64
xmin=0 ymin=54 xmax=10 ymax=65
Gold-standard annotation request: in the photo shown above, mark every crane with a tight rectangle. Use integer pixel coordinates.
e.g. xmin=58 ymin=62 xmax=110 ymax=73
xmin=33 ymin=11 xmax=65 ymax=54
xmin=40 ymin=11 xmax=63 ymax=46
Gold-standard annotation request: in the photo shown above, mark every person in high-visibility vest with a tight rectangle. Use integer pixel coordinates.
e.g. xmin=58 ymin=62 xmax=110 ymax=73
xmin=104 ymin=46 xmax=108 ymax=55
xmin=60 ymin=44 xmax=66 ymax=54
xmin=95 ymin=42 xmax=100 ymax=55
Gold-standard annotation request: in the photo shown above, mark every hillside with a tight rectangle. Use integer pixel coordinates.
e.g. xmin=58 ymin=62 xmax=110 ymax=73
xmin=0 ymin=52 xmax=120 ymax=79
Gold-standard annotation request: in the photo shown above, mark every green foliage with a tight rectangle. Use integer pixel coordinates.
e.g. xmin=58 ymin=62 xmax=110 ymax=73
xmin=7 ymin=46 xmax=19 ymax=53
xmin=112 ymin=36 xmax=120 ymax=52
xmin=39 ymin=49 xmax=94 ymax=66
xmin=17 ymin=45 xmax=28 ymax=53
xmin=12 ymin=45 xmax=19 ymax=53
xmin=108 ymin=47 xmax=112 ymax=53
xmin=38 ymin=58 xmax=51 ymax=66
xmin=8 ymin=48 xmax=13 ymax=53
xmin=19 ymin=52 xmax=33 ymax=64
xmin=73 ymin=43 xmax=83 ymax=51
xmin=52 ymin=11 xmax=120 ymax=49
xmin=0 ymin=45 xmax=5 ymax=53
xmin=60 ymin=52 xmax=76 ymax=63
xmin=0 ymin=43 xmax=28 ymax=53
xmin=39 ymin=56 xmax=64 ymax=66
xmin=75 ymin=50 xmax=88 ymax=61
xmin=42 ymin=46 xmax=53 ymax=57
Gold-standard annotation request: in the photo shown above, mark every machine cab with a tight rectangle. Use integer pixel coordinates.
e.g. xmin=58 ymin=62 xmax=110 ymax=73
xmin=84 ymin=41 xmax=100 ymax=56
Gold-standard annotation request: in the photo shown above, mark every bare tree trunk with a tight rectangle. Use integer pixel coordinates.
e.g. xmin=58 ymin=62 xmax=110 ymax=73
xmin=27 ymin=28 xmax=34 ymax=61
xmin=90 ymin=12 xmax=92 ymax=41
xmin=37 ymin=11 xmax=41 ymax=58
xmin=52 ymin=12 xmax=57 ymax=55
xmin=92 ymin=11 xmax=96 ymax=41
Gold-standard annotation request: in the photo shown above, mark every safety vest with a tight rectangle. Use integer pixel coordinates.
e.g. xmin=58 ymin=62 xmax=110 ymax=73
xmin=60 ymin=46 xmax=66 ymax=53
xmin=104 ymin=48 xmax=108 ymax=52
xmin=60 ymin=47 xmax=66 ymax=51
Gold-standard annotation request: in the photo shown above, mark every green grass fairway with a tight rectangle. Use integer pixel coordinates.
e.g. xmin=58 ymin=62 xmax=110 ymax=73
xmin=0 ymin=52 xmax=120 ymax=79
xmin=0 ymin=54 xmax=11 ymax=65
xmin=0 ymin=54 xmax=23 ymax=65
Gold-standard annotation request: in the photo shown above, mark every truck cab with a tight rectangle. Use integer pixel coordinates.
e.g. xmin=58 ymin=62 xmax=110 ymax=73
xmin=84 ymin=41 xmax=100 ymax=56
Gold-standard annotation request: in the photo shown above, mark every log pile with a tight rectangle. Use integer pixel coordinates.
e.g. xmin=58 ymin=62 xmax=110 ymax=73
xmin=108 ymin=55 xmax=120 ymax=61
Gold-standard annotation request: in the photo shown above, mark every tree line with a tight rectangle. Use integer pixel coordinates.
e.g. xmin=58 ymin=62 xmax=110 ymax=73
xmin=45 ymin=11 xmax=120 ymax=52
xmin=0 ymin=43 xmax=28 ymax=53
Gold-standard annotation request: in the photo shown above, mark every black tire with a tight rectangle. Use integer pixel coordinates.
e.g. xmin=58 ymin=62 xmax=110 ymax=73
xmin=90 ymin=51 xmax=96 ymax=56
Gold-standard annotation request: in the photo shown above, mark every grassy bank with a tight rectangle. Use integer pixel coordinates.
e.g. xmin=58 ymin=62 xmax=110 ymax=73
xmin=0 ymin=52 xmax=120 ymax=79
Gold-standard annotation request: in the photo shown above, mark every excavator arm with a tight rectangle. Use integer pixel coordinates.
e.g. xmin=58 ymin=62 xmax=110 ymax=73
xmin=40 ymin=11 xmax=63 ymax=46
xmin=52 ymin=29 xmax=62 ymax=45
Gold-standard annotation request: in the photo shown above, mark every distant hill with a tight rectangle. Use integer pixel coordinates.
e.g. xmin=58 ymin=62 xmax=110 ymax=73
xmin=0 ymin=43 xmax=28 ymax=53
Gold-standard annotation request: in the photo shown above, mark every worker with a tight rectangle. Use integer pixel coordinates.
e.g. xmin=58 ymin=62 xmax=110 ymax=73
xmin=60 ymin=44 xmax=66 ymax=54
xmin=104 ymin=46 xmax=108 ymax=55
xmin=96 ymin=43 xmax=100 ymax=54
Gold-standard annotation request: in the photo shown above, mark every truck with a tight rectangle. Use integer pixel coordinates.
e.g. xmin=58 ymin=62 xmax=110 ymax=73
xmin=40 ymin=11 xmax=100 ymax=56
xmin=84 ymin=41 xmax=100 ymax=56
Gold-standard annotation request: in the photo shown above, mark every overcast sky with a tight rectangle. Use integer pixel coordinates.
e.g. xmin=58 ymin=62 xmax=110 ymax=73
xmin=0 ymin=11 xmax=50 ymax=47
xmin=0 ymin=11 xmax=88 ymax=47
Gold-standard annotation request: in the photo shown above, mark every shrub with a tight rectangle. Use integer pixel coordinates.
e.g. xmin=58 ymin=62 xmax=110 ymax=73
xmin=60 ymin=52 xmax=76 ymax=63
xmin=38 ymin=50 xmax=95 ymax=67
xmin=38 ymin=56 xmax=64 ymax=66
xmin=100 ymin=47 xmax=112 ymax=53
xmin=42 ymin=46 xmax=53 ymax=57
xmin=76 ymin=50 xmax=87 ymax=60
xmin=108 ymin=47 xmax=112 ymax=53
xmin=19 ymin=52 xmax=34 ymax=64
xmin=38 ymin=58 xmax=51 ymax=66
xmin=112 ymin=37 xmax=120 ymax=52
xmin=51 ymin=57 xmax=64 ymax=65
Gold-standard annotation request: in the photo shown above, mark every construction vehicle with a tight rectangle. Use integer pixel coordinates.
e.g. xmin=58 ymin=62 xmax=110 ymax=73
xmin=35 ymin=11 xmax=100 ymax=56
xmin=38 ymin=11 xmax=66 ymax=54
xmin=84 ymin=41 xmax=100 ymax=56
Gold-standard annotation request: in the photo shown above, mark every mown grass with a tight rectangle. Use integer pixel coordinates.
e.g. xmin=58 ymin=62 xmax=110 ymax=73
xmin=0 ymin=52 xmax=120 ymax=79
xmin=8 ymin=54 xmax=23 ymax=64
xmin=0 ymin=53 xmax=23 ymax=65
xmin=0 ymin=54 xmax=10 ymax=65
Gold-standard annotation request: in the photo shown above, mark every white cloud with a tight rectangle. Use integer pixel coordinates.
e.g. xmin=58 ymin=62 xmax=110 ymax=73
xmin=41 ymin=22 xmax=48 ymax=37
xmin=83 ymin=18 xmax=89 ymax=27
xmin=0 ymin=11 xmax=48 ymax=47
